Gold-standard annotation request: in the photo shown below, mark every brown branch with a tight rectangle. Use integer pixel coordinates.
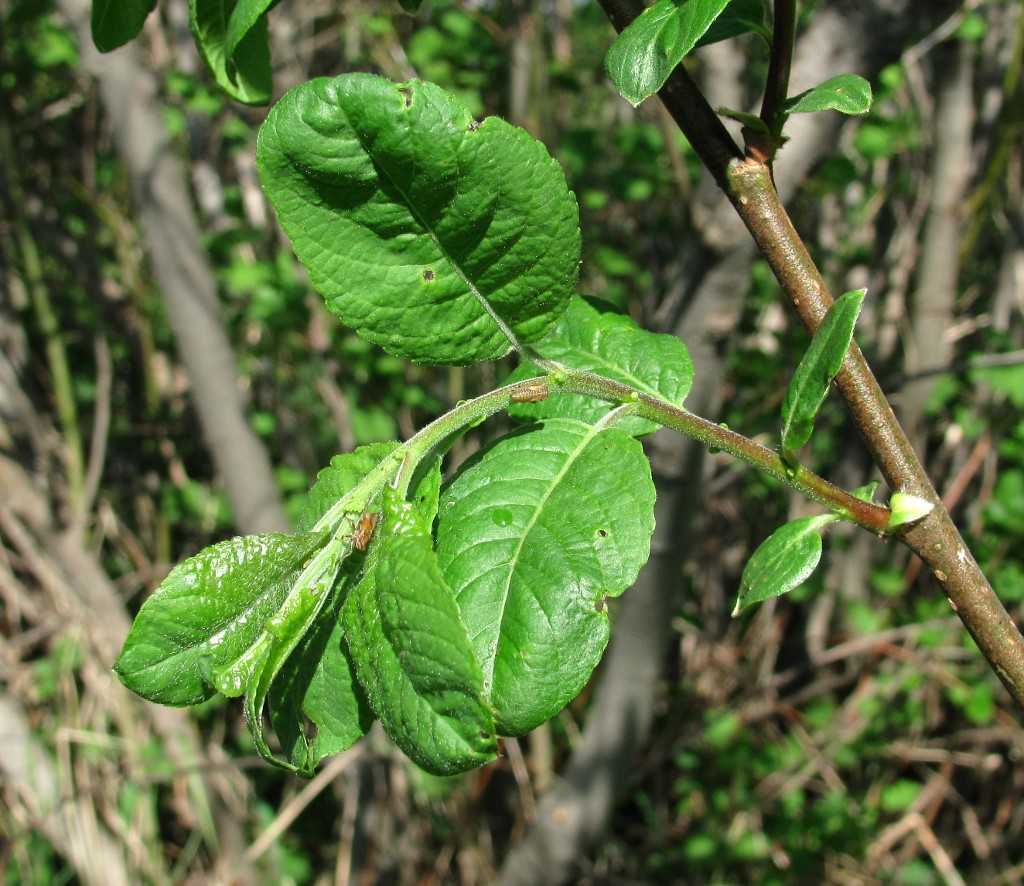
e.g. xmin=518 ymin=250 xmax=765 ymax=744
xmin=596 ymin=0 xmax=1024 ymax=713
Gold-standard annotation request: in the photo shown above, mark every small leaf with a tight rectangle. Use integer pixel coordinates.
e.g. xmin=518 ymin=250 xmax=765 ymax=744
xmin=91 ymin=0 xmax=158 ymax=52
xmin=606 ymin=0 xmax=733 ymax=107
xmin=189 ymin=0 xmax=277 ymax=105
xmin=716 ymin=106 xmax=770 ymax=133
xmin=258 ymin=74 xmax=580 ymax=365
xmin=733 ymin=515 xmax=836 ymax=614
xmin=887 ymin=492 xmax=934 ymax=529
xmin=784 ymin=74 xmax=873 ymax=116
xmin=507 ymin=297 xmax=693 ymax=435
xmin=436 ymin=419 xmax=655 ymax=734
xmin=696 ymin=0 xmax=769 ymax=47
xmin=343 ymin=491 xmax=497 ymax=775
xmin=114 ymin=532 xmax=326 ymax=706
xmin=781 ymin=288 xmax=866 ymax=453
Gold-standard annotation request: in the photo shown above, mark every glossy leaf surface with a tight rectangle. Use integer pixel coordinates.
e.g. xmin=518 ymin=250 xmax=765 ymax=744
xmin=606 ymin=0 xmax=732 ymax=106
xmin=785 ymin=74 xmax=873 ymax=116
xmin=734 ymin=515 xmax=836 ymax=614
xmin=114 ymin=532 xmax=326 ymax=706
xmin=781 ymin=289 xmax=865 ymax=453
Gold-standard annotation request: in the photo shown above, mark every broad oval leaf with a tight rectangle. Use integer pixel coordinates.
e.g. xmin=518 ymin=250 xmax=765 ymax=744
xmin=781 ymin=288 xmax=865 ymax=453
xmin=507 ymin=296 xmax=693 ymax=436
xmin=91 ymin=0 xmax=158 ymax=52
xmin=606 ymin=0 xmax=732 ymax=107
xmin=784 ymin=74 xmax=873 ymax=116
xmin=258 ymin=74 xmax=581 ymax=365
xmin=114 ymin=532 xmax=326 ymax=706
xmin=189 ymin=0 xmax=276 ymax=105
xmin=733 ymin=515 xmax=836 ymax=614
xmin=436 ymin=419 xmax=656 ymax=735
xmin=343 ymin=494 xmax=497 ymax=775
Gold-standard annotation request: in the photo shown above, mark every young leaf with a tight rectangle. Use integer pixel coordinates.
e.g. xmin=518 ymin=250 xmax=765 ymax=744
xmin=298 ymin=443 xmax=401 ymax=533
xmin=436 ymin=419 xmax=656 ymax=735
xmin=91 ymin=0 xmax=158 ymax=52
xmin=114 ymin=532 xmax=327 ymax=706
xmin=507 ymin=296 xmax=693 ymax=436
xmin=784 ymin=74 xmax=873 ymax=116
xmin=696 ymin=0 xmax=770 ymax=48
xmin=343 ymin=492 xmax=497 ymax=775
xmin=781 ymin=288 xmax=866 ymax=453
xmin=258 ymin=74 xmax=581 ymax=365
xmin=733 ymin=515 xmax=836 ymax=614
xmin=189 ymin=0 xmax=277 ymax=105
xmin=605 ymin=0 xmax=732 ymax=107
xmin=269 ymin=589 xmax=375 ymax=774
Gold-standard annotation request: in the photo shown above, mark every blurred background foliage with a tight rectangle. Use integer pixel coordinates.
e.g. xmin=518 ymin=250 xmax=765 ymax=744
xmin=1 ymin=0 xmax=1023 ymax=883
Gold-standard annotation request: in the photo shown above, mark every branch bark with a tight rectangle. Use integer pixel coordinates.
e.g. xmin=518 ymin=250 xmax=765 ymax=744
xmin=597 ymin=0 xmax=1024 ymax=713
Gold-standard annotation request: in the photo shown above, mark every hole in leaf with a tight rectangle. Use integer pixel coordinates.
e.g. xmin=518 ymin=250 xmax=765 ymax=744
xmin=469 ymin=119 xmax=482 ymax=131
xmin=595 ymin=596 xmax=608 ymax=613
xmin=422 ymin=268 xmax=435 ymax=282
xmin=597 ymin=528 xmax=608 ymax=538
xmin=398 ymin=86 xmax=413 ymax=108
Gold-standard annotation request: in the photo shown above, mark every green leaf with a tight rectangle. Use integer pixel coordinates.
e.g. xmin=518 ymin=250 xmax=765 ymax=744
xmin=781 ymin=288 xmax=865 ymax=453
xmin=258 ymin=74 xmax=581 ymax=365
xmin=343 ymin=491 xmax=497 ymax=775
xmin=605 ymin=0 xmax=733 ymax=107
xmin=114 ymin=532 xmax=326 ymax=706
xmin=733 ymin=515 xmax=836 ymax=614
xmin=507 ymin=296 xmax=693 ymax=436
xmin=696 ymin=0 xmax=769 ymax=47
xmin=91 ymin=0 xmax=158 ymax=52
xmin=784 ymin=74 xmax=873 ymax=116
xmin=298 ymin=443 xmax=401 ymax=533
xmin=189 ymin=0 xmax=278 ymax=105
xmin=436 ymin=419 xmax=655 ymax=734
xmin=268 ymin=580 xmax=374 ymax=775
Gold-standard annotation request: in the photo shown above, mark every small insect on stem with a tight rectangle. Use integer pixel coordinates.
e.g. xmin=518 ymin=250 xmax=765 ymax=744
xmin=510 ymin=382 xmax=549 ymax=404
xmin=352 ymin=512 xmax=379 ymax=551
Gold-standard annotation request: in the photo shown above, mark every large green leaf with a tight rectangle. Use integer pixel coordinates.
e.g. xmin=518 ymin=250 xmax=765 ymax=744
xmin=436 ymin=419 xmax=655 ymax=734
xmin=114 ymin=532 xmax=326 ymax=706
xmin=781 ymin=289 xmax=865 ymax=453
xmin=189 ymin=0 xmax=277 ymax=105
xmin=91 ymin=0 xmax=158 ymax=52
xmin=606 ymin=0 xmax=732 ymax=107
xmin=343 ymin=491 xmax=497 ymax=775
xmin=507 ymin=296 xmax=693 ymax=435
xmin=258 ymin=74 xmax=581 ymax=365
xmin=733 ymin=515 xmax=836 ymax=614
